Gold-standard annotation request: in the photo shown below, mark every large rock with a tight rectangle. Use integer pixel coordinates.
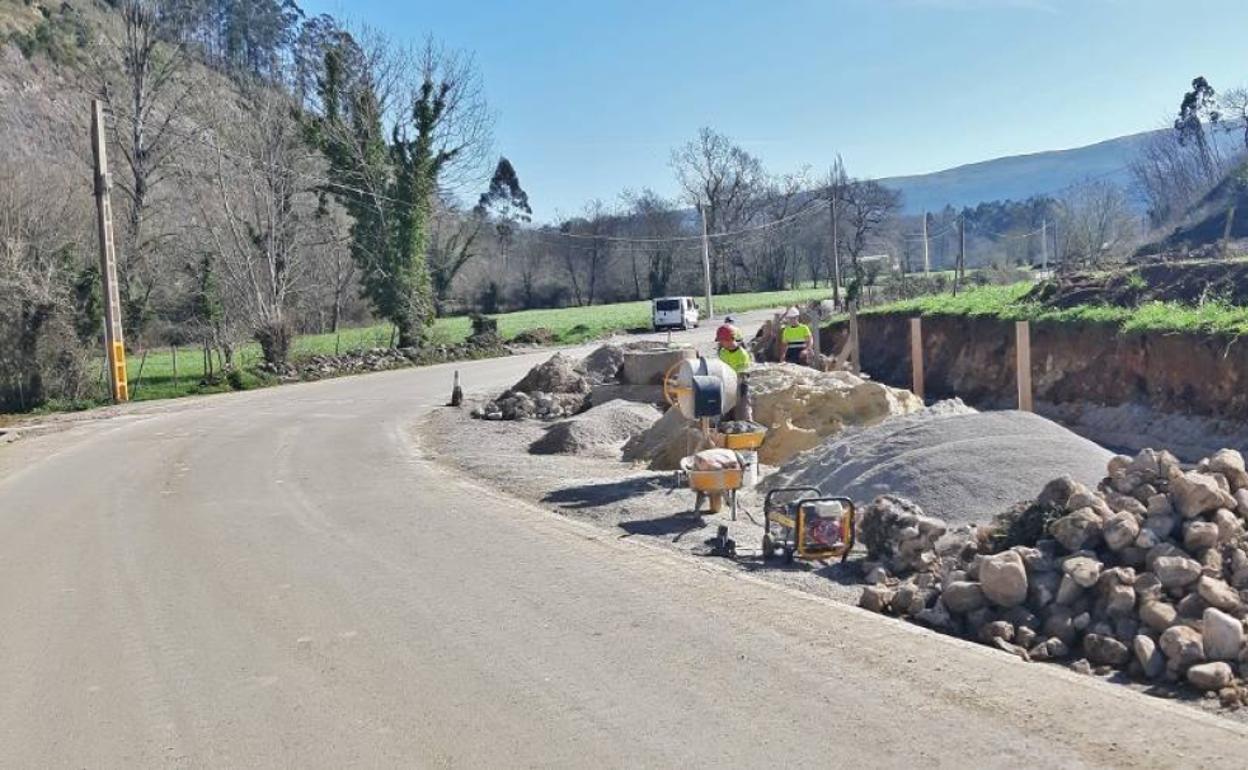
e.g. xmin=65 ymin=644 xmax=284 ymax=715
xmin=1159 ymin=626 xmax=1205 ymax=667
xmin=1050 ymin=508 xmax=1103 ymax=552
xmin=1102 ymin=512 xmax=1140 ymax=551
xmin=942 ymin=581 xmax=987 ymax=614
xmin=1197 ymin=576 xmax=1243 ymax=612
xmin=979 ymin=551 xmax=1028 ymax=608
xmin=858 ymin=585 xmax=894 ymax=613
xmin=1139 ymin=600 xmax=1178 ymax=632
xmin=1133 ymin=635 xmax=1166 ymax=680
xmin=857 ymin=496 xmax=946 ymax=574
xmin=1208 ymin=449 xmax=1248 ymax=491
xmin=1083 ymin=633 xmax=1130 ymax=667
xmin=1182 ymin=521 xmax=1219 ymax=552
xmin=1153 ymin=556 xmax=1203 ymax=589
xmin=1170 ymin=471 xmax=1233 ymax=518
xmin=1062 ymin=556 xmax=1102 ymax=588
xmin=1187 ymin=662 xmax=1234 ymax=691
xmin=1202 ymin=608 xmax=1245 ymax=661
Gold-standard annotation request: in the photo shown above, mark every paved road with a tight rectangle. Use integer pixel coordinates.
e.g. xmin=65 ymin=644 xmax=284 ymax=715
xmin=2 ymin=322 xmax=1246 ymax=768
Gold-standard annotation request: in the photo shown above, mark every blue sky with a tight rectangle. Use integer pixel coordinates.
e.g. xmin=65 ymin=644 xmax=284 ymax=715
xmin=302 ymin=0 xmax=1248 ymax=223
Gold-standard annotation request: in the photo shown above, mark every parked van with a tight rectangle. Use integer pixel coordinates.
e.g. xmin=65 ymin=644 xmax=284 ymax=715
xmin=652 ymin=296 xmax=700 ymax=331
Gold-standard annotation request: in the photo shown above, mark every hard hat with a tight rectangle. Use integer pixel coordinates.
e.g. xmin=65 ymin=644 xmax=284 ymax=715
xmin=783 ymin=306 xmax=800 ymax=319
xmin=724 ymin=315 xmax=736 ymax=324
xmin=716 ymin=324 xmax=738 ymax=344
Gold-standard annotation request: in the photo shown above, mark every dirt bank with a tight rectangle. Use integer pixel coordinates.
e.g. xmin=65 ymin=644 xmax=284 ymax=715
xmin=824 ymin=314 xmax=1248 ymax=459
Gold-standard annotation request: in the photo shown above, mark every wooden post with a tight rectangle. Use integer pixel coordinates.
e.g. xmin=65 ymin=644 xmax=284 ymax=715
xmin=699 ymin=203 xmax=714 ymax=319
xmin=171 ymin=345 xmax=178 ymax=386
xmin=910 ymin=317 xmax=924 ymax=400
xmin=848 ymin=307 xmax=860 ymax=374
xmin=1016 ymin=320 xmax=1033 ymax=412
xmin=91 ymin=99 xmax=128 ymax=402
xmin=921 ymin=211 xmax=930 ymax=274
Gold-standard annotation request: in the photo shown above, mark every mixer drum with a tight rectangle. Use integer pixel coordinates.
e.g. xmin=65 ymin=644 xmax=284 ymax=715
xmin=673 ymin=356 xmax=738 ymax=419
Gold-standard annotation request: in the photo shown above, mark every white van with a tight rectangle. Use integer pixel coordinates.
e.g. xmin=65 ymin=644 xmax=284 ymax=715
xmin=652 ymin=296 xmax=700 ymax=331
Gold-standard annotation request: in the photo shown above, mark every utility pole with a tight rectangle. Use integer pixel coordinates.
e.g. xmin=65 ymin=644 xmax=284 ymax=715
xmin=921 ymin=210 xmax=930 ymax=274
xmin=829 ymin=195 xmax=841 ymax=308
xmin=1040 ymin=218 xmax=1048 ymax=273
xmin=698 ymin=203 xmax=714 ymax=319
xmin=953 ymin=216 xmax=966 ymax=296
xmin=91 ymin=99 xmax=129 ymax=403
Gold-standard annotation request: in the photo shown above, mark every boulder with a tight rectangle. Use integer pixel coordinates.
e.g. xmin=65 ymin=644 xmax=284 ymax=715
xmin=1134 ymin=634 xmax=1166 ymax=679
xmin=858 ymin=585 xmax=894 ymax=613
xmin=857 ymin=495 xmax=947 ymax=574
xmin=943 ymin=581 xmax=987 ymax=614
xmin=980 ymin=551 xmax=1028 ymax=607
xmin=1105 ymin=584 xmax=1136 ymax=618
xmin=1159 ymin=626 xmax=1205 ymax=667
xmin=1050 ymin=508 xmax=1102 ymax=552
xmin=1197 ymin=576 xmax=1243 ymax=612
xmin=1146 ymin=493 xmax=1174 ymax=519
xmin=1208 ymin=449 xmax=1248 ymax=491
xmin=1083 ymin=633 xmax=1130 ymax=667
xmin=1062 ymin=555 xmax=1102 ymax=588
xmin=1153 ymin=555 xmax=1203 ymax=589
xmin=1213 ymin=508 xmax=1243 ymax=544
xmin=1139 ymin=600 xmax=1178 ymax=632
xmin=1170 ymin=472 xmax=1232 ymax=518
xmin=1202 ymin=608 xmax=1245 ymax=661
xmin=1182 ymin=521 xmax=1219 ymax=552
xmin=1187 ymin=662 xmax=1235 ymax=691
xmin=1102 ymin=512 xmax=1140 ymax=551
xmin=1037 ymin=475 xmax=1079 ymax=509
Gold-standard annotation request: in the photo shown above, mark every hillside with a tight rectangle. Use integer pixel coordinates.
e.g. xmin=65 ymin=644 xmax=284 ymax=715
xmin=880 ymin=126 xmax=1242 ymax=214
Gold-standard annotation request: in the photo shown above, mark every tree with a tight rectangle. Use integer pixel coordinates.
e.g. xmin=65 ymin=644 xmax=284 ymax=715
xmin=671 ymin=128 xmax=765 ymax=292
xmin=428 ymin=196 xmax=483 ymax=308
xmin=94 ymin=0 xmax=194 ymax=341
xmin=474 ymin=157 xmax=531 ymax=276
xmin=1176 ymin=76 xmax=1222 ymax=181
xmin=193 ymin=84 xmax=319 ymax=366
xmin=307 ymin=35 xmax=491 ymax=347
xmin=838 ymin=178 xmax=902 ymax=292
xmin=558 ymin=201 xmax=614 ymax=306
xmin=1057 ymin=179 xmax=1136 ymax=269
xmin=823 ymin=157 xmax=850 ymax=305
xmin=751 ymin=169 xmax=811 ymax=291
xmin=620 ymin=189 xmax=684 ymax=299
xmin=1219 ymin=86 xmax=1248 ymax=152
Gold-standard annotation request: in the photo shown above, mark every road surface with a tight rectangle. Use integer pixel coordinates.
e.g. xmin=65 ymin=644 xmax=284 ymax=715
xmin=2 ymin=321 xmax=1246 ymax=768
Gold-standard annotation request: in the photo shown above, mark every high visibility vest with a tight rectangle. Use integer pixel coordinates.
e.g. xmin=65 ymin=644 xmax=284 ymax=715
xmin=717 ymin=345 xmax=751 ymax=373
xmin=781 ymin=323 xmax=811 ymax=350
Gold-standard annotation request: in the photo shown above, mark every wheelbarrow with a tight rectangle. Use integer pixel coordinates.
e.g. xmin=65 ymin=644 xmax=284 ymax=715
xmin=679 ymin=455 xmax=744 ymax=519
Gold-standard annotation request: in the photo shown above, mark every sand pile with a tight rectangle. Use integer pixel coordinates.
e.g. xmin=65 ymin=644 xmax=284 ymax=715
xmin=622 ymin=407 xmax=708 ymax=470
xmin=766 ymin=405 xmax=1113 ymax=527
xmin=748 ymin=364 xmax=924 ymax=465
xmin=530 ymin=400 xmax=662 ymax=458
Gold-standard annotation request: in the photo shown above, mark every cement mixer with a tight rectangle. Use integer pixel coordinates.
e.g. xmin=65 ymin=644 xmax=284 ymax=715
xmin=662 ymin=355 xmax=738 ymax=420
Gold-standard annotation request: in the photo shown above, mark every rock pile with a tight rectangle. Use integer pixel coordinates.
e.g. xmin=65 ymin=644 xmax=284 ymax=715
xmin=259 ymin=339 xmax=506 ymax=383
xmin=473 ymin=352 xmax=597 ymax=421
xmin=529 ymin=399 xmax=661 ymax=457
xmin=858 ymin=447 xmax=1248 ymax=705
xmin=748 ymin=364 xmax=923 ymax=465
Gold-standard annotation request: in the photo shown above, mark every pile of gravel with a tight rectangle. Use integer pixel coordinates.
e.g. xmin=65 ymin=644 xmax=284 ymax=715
xmin=765 ymin=404 xmax=1112 ymax=527
xmin=530 ymin=399 xmax=662 ymax=457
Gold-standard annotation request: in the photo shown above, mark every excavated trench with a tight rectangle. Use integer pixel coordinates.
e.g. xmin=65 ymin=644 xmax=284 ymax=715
xmin=823 ymin=315 xmax=1248 ymax=460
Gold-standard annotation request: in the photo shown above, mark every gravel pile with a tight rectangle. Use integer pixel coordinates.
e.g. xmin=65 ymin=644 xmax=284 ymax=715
xmin=766 ymin=406 xmax=1112 ymax=527
xmin=529 ymin=400 xmax=662 ymax=457
xmin=473 ymin=353 xmax=591 ymax=420
xmin=621 ymin=407 xmax=707 ymax=470
xmin=858 ymin=447 xmax=1248 ymax=705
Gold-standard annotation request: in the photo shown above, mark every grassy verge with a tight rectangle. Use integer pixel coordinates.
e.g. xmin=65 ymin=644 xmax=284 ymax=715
xmin=42 ymin=286 xmax=834 ymax=411
xmin=858 ymin=282 xmax=1248 ymax=337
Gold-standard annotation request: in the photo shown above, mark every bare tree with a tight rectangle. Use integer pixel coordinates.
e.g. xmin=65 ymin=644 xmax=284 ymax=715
xmin=428 ymin=197 xmax=484 ymax=309
xmin=839 ymin=178 xmax=902 ymax=295
xmin=671 ymin=128 xmax=765 ymax=292
xmin=195 ymin=85 xmax=320 ymax=366
xmin=1131 ymin=127 xmax=1217 ymax=227
xmin=1057 ymin=179 xmax=1137 ymax=269
xmin=1219 ymin=87 xmax=1248 ymax=152
xmin=620 ymin=189 xmax=684 ymax=299
xmin=750 ymin=169 xmax=811 ymax=291
xmin=94 ymin=0 xmax=195 ymax=340
xmin=558 ymin=200 xmax=615 ymax=306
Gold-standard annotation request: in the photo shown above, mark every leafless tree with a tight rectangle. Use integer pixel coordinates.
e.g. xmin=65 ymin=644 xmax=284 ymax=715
xmin=428 ymin=197 xmax=484 ymax=309
xmin=750 ymin=169 xmax=811 ymax=291
xmin=94 ymin=0 xmax=195 ymax=339
xmin=671 ymin=128 xmax=765 ymax=292
xmin=1057 ymin=179 xmax=1137 ymax=269
xmin=194 ymin=85 xmax=321 ymax=365
xmin=1130 ymin=127 xmax=1222 ymax=228
xmin=619 ymin=189 xmax=685 ymax=299
xmin=558 ymin=200 xmax=615 ymax=306
xmin=1219 ymin=87 xmax=1248 ymax=153
xmin=838 ymin=178 xmax=902 ymax=290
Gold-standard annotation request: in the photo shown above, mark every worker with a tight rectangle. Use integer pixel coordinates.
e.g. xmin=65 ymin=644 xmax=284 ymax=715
xmin=716 ymin=323 xmax=752 ymax=421
xmin=777 ymin=306 xmax=813 ymax=365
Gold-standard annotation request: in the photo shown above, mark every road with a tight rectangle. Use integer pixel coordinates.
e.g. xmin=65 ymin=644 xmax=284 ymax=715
xmin=1 ymin=319 xmax=1246 ymax=768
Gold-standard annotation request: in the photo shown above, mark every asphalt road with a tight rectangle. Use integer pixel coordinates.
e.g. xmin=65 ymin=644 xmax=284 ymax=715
xmin=2 ymin=319 xmax=1247 ymax=768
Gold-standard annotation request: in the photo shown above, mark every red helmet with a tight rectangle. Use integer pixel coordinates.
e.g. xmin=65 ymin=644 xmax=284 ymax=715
xmin=716 ymin=324 xmax=738 ymax=344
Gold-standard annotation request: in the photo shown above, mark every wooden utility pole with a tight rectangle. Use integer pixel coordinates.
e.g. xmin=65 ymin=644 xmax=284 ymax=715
xmin=698 ymin=203 xmax=714 ymax=319
xmin=1016 ymin=321 xmax=1033 ymax=412
xmin=953 ymin=216 xmax=966 ymax=295
xmin=848 ymin=306 xmax=860 ymax=374
xmin=921 ymin=211 xmax=930 ymax=274
xmin=91 ymin=99 xmax=129 ymax=403
xmin=910 ymin=317 xmax=924 ymax=400
xmin=1040 ymin=219 xmax=1048 ymax=273
xmin=829 ymin=193 xmax=841 ymax=308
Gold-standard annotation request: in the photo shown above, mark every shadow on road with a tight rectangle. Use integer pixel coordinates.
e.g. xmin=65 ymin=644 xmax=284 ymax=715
xmin=541 ymin=474 xmax=672 ymax=510
xmin=617 ymin=511 xmax=706 ymax=542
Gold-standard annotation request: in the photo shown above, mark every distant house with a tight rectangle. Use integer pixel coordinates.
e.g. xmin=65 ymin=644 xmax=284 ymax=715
xmin=858 ymin=253 xmax=899 ymax=272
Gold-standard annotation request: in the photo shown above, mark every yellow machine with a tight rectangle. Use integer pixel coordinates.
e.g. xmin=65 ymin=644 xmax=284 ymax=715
xmin=763 ymin=487 xmax=856 ymax=563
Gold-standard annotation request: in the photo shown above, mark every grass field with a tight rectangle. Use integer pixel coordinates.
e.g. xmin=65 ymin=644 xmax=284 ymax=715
xmin=863 ymin=281 xmax=1248 ymax=337
xmin=47 ymin=286 xmax=835 ymax=411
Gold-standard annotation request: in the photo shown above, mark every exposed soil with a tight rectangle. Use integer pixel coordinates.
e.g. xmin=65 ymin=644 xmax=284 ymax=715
xmin=1026 ymin=261 xmax=1248 ymax=309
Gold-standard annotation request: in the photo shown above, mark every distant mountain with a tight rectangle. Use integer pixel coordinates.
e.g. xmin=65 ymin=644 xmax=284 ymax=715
xmin=879 ymin=131 xmax=1163 ymax=214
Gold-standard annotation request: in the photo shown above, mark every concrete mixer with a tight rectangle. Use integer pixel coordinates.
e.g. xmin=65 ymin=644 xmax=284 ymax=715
xmin=663 ymin=355 xmax=739 ymax=421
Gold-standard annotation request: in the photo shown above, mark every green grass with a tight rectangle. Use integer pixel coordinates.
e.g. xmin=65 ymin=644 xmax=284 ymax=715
xmin=859 ymin=281 xmax=1248 ymax=337
xmin=78 ymin=285 xmax=837 ymax=408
